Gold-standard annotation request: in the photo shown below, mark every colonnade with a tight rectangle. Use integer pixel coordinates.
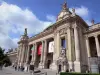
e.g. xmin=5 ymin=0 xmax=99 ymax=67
xmin=24 ymin=25 xmax=81 ymax=72
xmin=86 ymin=34 xmax=100 ymax=57
xmin=26 ymin=39 xmax=51 ymax=68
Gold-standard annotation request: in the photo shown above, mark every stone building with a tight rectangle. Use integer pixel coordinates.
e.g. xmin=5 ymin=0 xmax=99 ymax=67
xmin=16 ymin=1 xmax=100 ymax=73
xmin=7 ymin=48 xmax=18 ymax=66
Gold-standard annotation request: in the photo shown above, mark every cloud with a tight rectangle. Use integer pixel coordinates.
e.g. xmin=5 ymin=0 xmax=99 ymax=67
xmin=0 ymin=34 xmax=17 ymax=49
xmin=46 ymin=15 xmax=56 ymax=22
xmin=0 ymin=2 xmax=53 ymax=49
xmin=0 ymin=2 xmax=92 ymax=50
xmin=70 ymin=6 xmax=91 ymax=26
xmin=86 ymin=20 xmax=92 ymax=26
xmin=75 ymin=6 xmax=89 ymax=17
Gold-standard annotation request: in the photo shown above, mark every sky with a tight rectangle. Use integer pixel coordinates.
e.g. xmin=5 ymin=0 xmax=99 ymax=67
xmin=0 ymin=0 xmax=100 ymax=50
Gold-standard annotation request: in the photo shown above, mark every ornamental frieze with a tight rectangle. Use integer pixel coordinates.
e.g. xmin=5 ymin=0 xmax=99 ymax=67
xmin=59 ymin=28 xmax=67 ymax=35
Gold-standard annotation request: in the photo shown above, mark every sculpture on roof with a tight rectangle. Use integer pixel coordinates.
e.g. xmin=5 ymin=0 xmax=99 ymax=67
xmin=62 ymin=0 xmax=68 ymax=11
xmin=57 ymin=0 xmax=72 ymax=22
xmin=24 ymin=28 xmax=27 ymax=36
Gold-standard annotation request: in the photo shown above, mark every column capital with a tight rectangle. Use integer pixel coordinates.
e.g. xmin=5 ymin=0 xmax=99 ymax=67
xmin=85 ymin=35 xmax=89 ymax=40
xmin=73 ymin=22 xmax=79 ymax=28
xmin=94 ymin=34 xmax=98 ymax=38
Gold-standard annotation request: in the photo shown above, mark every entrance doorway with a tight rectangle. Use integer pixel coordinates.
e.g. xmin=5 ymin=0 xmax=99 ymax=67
xmin=58 ymin=65 xmax=62 ymax=72
xmin=47 ymin=60 xmax=51 ymax=69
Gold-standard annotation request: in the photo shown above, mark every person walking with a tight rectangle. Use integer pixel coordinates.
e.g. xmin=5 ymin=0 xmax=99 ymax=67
xmin=18 ymin=66 xmax=20 ymax=71
xmin=15 ymin=66 xmax=17 ymax=71
xmin=29 ymin=65 xmax=34 ymax=75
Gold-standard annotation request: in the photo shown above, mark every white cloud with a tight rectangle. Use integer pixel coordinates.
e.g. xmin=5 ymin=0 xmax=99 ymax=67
xmin=0 ymin=34 xmax=17 ymax=49
xmin=70 ymin=6 xmax=91 ymax=26
xmin=46 ymin=15 xmax=56 ymax=22
xmin=70 ymin=6 xmax=89 ymax=18
xmin=0 ymin=2 xmax=53 ymax=49
xmin=86 ymin=20 xmax=92 ymax=26
xmin=0 ymin=2 xmax=92 ymax=50
xmin=75 ymin=6 xmax=89 ymax=17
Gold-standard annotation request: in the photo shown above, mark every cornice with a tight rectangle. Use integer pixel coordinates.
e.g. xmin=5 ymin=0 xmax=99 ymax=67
xmin=84 ymin=28 xmax=100 ymax=35
xmin=28 ymin=15 xmax=88 ymax=42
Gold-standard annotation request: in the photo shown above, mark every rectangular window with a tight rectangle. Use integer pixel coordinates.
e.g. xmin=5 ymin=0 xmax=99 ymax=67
xmin=61 ymin=38 xmax=66 ymax=48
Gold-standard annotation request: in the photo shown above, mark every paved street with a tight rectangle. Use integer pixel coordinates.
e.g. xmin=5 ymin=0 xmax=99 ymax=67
xmin=0 ymin=67 xmax=30 ymax=75
xmin=0 ymin=67 xmax=58 ymax=75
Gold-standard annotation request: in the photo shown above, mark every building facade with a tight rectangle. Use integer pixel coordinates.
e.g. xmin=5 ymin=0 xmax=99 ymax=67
xmin=16 ymin=2 xmax=100 ymax=73
xmin=7 ymin=48 xmax=18 ymax=66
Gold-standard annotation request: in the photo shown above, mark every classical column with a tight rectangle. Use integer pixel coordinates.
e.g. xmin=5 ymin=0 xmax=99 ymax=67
xmin=31 ymin=44 xmax=34 ymax=64
xmin=74 ymin=26 xmax=80 ymax=61
xmin=18 ymin=46 xmax=21 ymax=65
xmin=67 ymin=27 xmax=73 ymax=70
xmin=57 ymin=32 xmax=60 ymax=57
xmin=67 ymin=27 xmax=72 ymax=61
xmin=26 ymin=45 xmax=30 ymax=63
xmin=21 ymin=44 xmax=25 ymax=65
xmin=85 ymin=37 xmax=91 ymax=57
xmin=19 ymin=45 xmax=22 ymax=65
xmin=34 ymin=43 xmax=37 ymax=65
xmin=43 ymin=40 xmax=47 ymax=68
xmin=41 ymin=41 xmax=44 ymax=63
xmin=74 ymin=25 xmax=80 ymax=72
xmin=39 ymin=41 xmax=44 ymax=68
xmin=95 ymin=35 xmax=100 ymax=56
xmin=25 ymin=46 xmax=28 ymax=62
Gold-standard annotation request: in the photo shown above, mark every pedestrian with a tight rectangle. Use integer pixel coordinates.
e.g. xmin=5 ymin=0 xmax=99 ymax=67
xmin=66 ymin=69 xmax=69 ymax=72
xmin=21 ymin=66 xmax=23 ymax=71
xmin=18 ymin=66 xmax=20 ymax=71
xmin=22 ymin=67 xmax=24 ymax=71
xmin=29 ymin=65 xmax=34 ymax=75
xmin=15 ymin=66 xmax=17 ymax=71
xmin=70 ymin=69 xmax=73 ymax=72
xmin=0 ymin=64 xmax=2 ymax=70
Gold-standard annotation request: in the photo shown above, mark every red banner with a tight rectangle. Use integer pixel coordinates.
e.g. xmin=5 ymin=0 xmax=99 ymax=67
xmin=38 ymin=44 xmax=42 ymax=55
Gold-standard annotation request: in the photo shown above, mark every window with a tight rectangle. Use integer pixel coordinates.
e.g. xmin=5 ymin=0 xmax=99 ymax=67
xmin=61 ymin=38 xmax=66 ymax=48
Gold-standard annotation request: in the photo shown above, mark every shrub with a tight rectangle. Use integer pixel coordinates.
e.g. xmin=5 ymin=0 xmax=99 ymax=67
xmin=60 ymin=72 xmax=100 ymax=75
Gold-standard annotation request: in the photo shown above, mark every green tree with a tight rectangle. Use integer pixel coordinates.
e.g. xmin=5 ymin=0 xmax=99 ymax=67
xmin=0 ymin=47 xmax=11 ymax=67
xmin=0 ymin=47 xmax=4 ymax=65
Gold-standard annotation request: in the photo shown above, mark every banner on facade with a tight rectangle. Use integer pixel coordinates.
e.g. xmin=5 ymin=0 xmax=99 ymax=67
xmin=31 ymin=46 xmax=34 ymax=55
xmin=38 ymin=44 xmax=42 ymax=55
xmin=48 ymin=41 xmax=54 ymax=53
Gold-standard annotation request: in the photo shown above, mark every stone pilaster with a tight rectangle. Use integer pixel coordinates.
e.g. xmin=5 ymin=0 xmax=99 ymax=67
xmin=85 ymin=37 xmax=91 ymax=57
xmin=74 ymin=25 xmax=81 ymax=72
xmin=18 ymin=46 xmax=21 ymax=65
xmin=67 ymin=27 xmax=73 ymax=70
xmin=43 ymin=40 xmax=47 ymax=68
xmin=95 ymin=35 xmax=100 ymax=56
xmin=50 ymin=32 xmax=58 ymax=70
xmin=34 ymin=43 xmax=37 ymax=66
xmin=31 ymin=44 xmax=34 ymax=64
xmin=26 ymin=45 xmax=30 ymax=64
xmin=21 ymin=44 xmax=25 ymax=66
xmin=67 ymin=27 xmax=72 ymax=61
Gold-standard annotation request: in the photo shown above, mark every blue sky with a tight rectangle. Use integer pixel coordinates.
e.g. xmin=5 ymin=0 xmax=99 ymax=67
xmin=0 ymin=0 xmax=100 ymax=50
xmin=3 ymin=0 xmax=100 ymax=21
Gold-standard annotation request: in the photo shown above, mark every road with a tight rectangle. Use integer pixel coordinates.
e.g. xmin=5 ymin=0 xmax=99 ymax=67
xmin=0 ymin=67 xmax=30 ymax=75
xmin=0 ymin=67 xmax=58 ymax=75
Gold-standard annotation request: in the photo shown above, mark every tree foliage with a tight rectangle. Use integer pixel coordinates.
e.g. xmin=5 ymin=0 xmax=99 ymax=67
xmin=0 ymin=47 xmax=11 ymax=67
